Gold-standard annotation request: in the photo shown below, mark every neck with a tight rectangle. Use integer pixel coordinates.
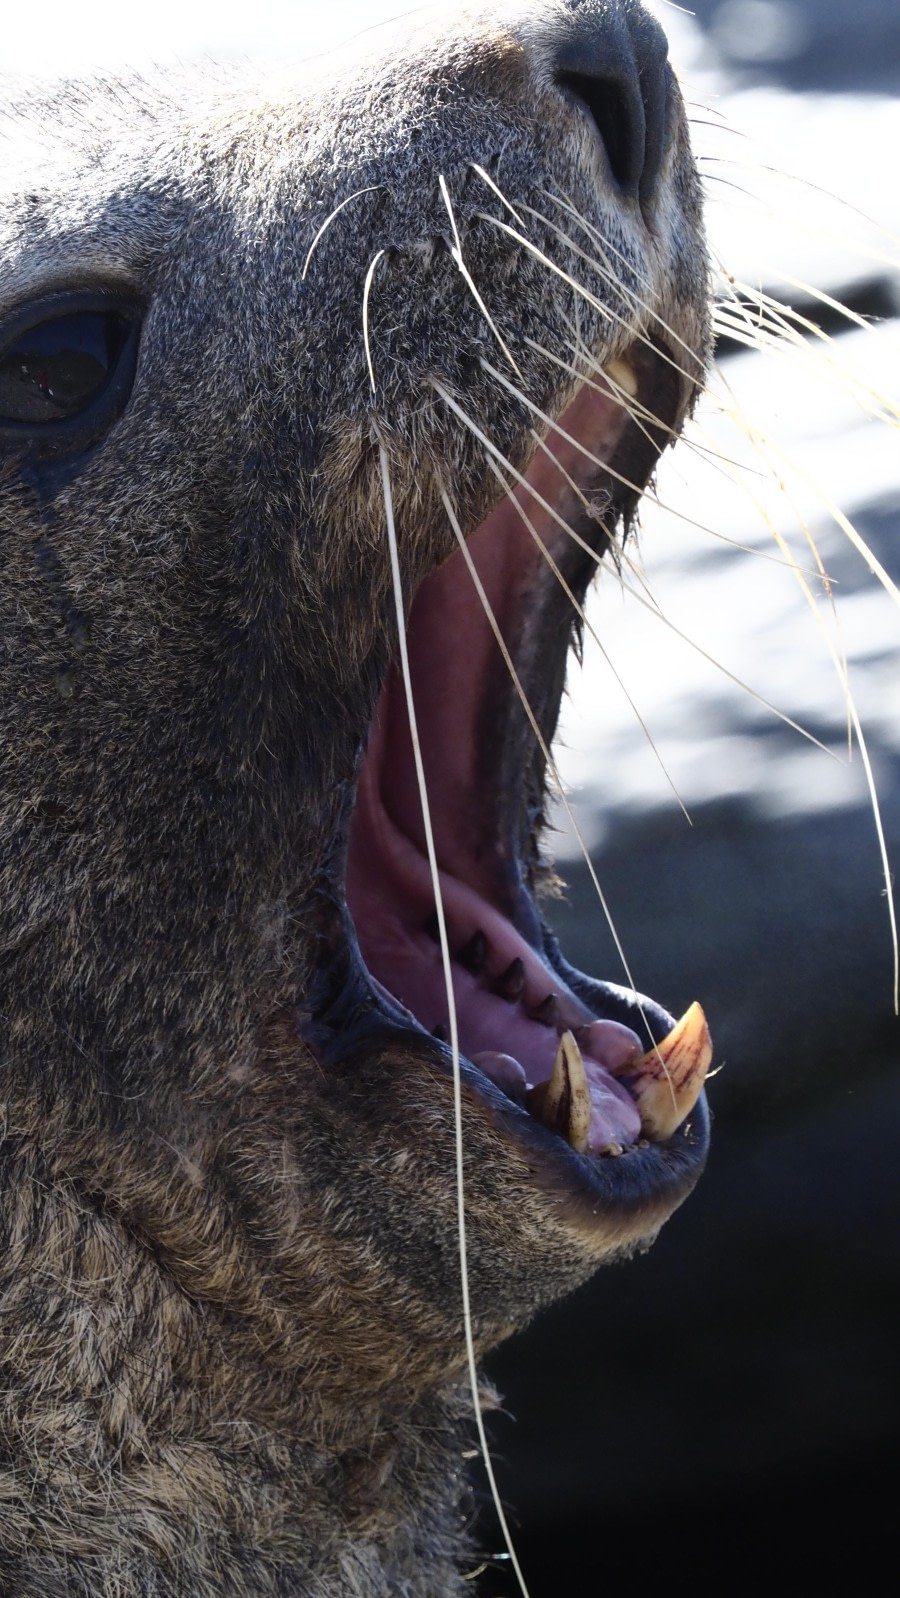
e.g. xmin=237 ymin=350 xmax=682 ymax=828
xmin=0 ymin=1123 xmax=480 ymax=1595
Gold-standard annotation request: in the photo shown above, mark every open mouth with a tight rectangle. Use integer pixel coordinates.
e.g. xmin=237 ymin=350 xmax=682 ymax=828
xmin=304 ymin=337 xmax=711 ymax=1210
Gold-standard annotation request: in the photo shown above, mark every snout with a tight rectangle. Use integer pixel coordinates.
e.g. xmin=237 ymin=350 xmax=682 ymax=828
xmin=547 ymin=0 xmax=672 ymax=208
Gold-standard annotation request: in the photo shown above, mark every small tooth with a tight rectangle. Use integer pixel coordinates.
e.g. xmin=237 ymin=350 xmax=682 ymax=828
xmin=603 ymin=356 xmax=638 ymax=398
xmin=623 ymin=1001 xmax=712 ymax=1142
xmin=457 ymin=929 xmax=488 ymax=974
xmin=528 ymin=993 xmax=560 ymax=1028
xmin=494 ymin=957 xmax=525 ymax=1002
xmin=525 ymin=1031 xmax=592 ymax=1153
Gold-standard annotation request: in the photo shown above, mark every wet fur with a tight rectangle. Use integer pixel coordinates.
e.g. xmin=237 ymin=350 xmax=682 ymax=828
xmin=0 ymin=4 xmax=708 ymax=1592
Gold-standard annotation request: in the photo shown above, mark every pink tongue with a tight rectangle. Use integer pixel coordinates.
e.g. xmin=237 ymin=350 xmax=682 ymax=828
xmin=352 ymin=855 xmax=643 ymax=1150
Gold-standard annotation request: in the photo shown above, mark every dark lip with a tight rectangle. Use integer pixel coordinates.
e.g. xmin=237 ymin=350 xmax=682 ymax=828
xmin=299 ymin=902 xmax=710 ymax=1219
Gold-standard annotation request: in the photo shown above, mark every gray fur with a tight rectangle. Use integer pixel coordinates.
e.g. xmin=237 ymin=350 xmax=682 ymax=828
xmin=0 ymin=4 xmax=709 ymax=1592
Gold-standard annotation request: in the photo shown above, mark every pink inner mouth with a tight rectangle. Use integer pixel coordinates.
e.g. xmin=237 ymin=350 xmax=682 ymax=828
xmin=346 ymin=380 xmax=646 ymax=1154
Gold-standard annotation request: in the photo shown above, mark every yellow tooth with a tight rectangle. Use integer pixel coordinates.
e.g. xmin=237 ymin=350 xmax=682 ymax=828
xmin=626 ymin=1002 xmax=712 ymax=1142
xmin=603 ymin=357 xmax=638 ymax=398
xmin=525 ymin=1030 xmax=592 ymax=1153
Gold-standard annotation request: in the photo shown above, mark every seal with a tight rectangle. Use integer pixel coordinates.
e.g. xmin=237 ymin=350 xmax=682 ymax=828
xmin=0 ymin=3 xmax=712 ymax=1591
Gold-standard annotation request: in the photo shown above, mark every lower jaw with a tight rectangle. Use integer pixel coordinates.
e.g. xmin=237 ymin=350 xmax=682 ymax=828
xmin=347 ymin=788 xmax=648 ymax=1152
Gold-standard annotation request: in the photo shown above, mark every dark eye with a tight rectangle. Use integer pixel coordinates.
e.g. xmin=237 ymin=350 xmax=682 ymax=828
xmin=0 ymin=312 xmax=125 ymax=422
xmin=0 ymin=290 xmax=143 ymax=459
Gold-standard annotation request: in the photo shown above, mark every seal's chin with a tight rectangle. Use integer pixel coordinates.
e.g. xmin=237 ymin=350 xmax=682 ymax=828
xmin=310 ymin=340 xmax=711 ymax=1210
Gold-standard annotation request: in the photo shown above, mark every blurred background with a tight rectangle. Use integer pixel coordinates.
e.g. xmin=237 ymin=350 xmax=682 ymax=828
xmin=7 ymin=2 xmax=899 ymax=1591
xmin=487 ymin=3 xmax=900 ymax=1589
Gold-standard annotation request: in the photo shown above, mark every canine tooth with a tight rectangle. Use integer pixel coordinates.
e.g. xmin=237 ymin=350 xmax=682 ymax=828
xmin=626 ymin=1002 xmax=712 ymax=1141
xmin=603 ymin=356 xmax=638 ymax=397
xmin=495 ymin=957 xmax=525 ymax=1002
xmin=457 ymin=930 xmax=487 ymax=973
xmin=525 ymin=1031 xmax=591 ymax=1153
xmin=529 ymin=994 xmax=560 ymax=1028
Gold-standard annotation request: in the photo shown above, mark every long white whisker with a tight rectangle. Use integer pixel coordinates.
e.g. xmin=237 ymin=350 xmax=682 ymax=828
xmin=439 ymin=174 xmax=523 ymax=376
xmin=562 ymin=338 xmax=843 ymax=577
xmin=748 ymin=417 xmax=900 ymax=614
xmin=363 ymin=250 xmax=388 ymax=394
xmin=432 ymin=378 xmax=835 ymax=756
xmin=439 ymin=489 xmax=674 ymax=1103
xmin=706 ymin=368 xmax=898 ymax=1002
xmin=468 ymin=161 xmax=527 ymax=229
xmin=544 ymin=324 xmax=681 ymax=441
xmin=510 ymin=340 xmax=835 ymax=576
xmin=535 ymin=187 xmax=708 ymax=378
xmin=376 ymin=438 xmax=532 ymax=1598
xmin=695 ymin=149 xmax=900 ymax=267
xmin=302 ymin=185 xmax=383 ymax=279
xmin=469 ymin=166 xmax=701 ymax=393
xmin=477 ymin=203 xmax=708 ymax=405
xmin=712 ymin=273 xmax=900 ymax=428
xmin=481 ymin=452 xmax=692 ymax=821
xmin=475 ymin=208 xmax=612 ymax=318
xmin=848 ymin=699 xmax=900 ymax=1014
xmin=483 ymin=349 xmax=840 ymax=598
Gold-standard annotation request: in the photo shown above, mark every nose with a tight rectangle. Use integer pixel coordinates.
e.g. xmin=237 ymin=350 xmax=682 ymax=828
xmin=550 ymin=0 xmax=672 ymax=208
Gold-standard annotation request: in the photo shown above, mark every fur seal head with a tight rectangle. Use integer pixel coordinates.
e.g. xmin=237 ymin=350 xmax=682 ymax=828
xmin=1 ymin=0 xmax=711 ymax=1582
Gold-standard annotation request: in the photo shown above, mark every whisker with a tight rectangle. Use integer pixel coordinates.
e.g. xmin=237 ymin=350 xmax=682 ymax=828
xmin=438 ymin=174 xmax=523 ymax=376
xmin=517 ymin=198 xmax=702 ymax=394
xmin=848 ymin=699 xmax=900 ymax=1014
xmin=555 ymin=319 xmax=849 ymax=551
xmin=469 ymin=166 xmax=701 ymax=392
xmin=713 ymin=274 xmax=900 ymax=428
xmin=545 ymin=322 xmax=682 ymax=441
xmin=710 ymin=373 xmax=899 ymax=1000
xmin=473 ymin=209 xmax=615 ymax=327
xmin=534 ymin=187 xmax=708 ymax=380
xmin=302 ymin=185 xmax=384 ymax=279
xmin=719 ymin=275 xmax=872 ymax=338
xmin=468 ymin=161 xmax=527 ymax=229
xmin=482 ymin=351 xmax=834 ymax=580
xmin=696 ymin=149 xmax=900 ymax=265
xmin=618 ymin=564 xmax=840 ymax=758
xmin=440 ymin=488 xmax=678 ymax=1111
xmin=362 ymin=249 xmax=388 ymax=394
xmin=535 ymin=392 xmax=833 ymax=586
xmin=481 ymin=452 xmax=692 ymax=821
xmin=720 ymin=362 xmax=899 ymax=1001
xmin=711 ymin=355 xmax=848 ymax=655
xmin=432 ymin=378 xmax=835 ymax=756
xmin=552 ymin=181 xmax=872 ymax=434
xmin=709 ymin=281 xmax=892 ymax=706
xmin=375 ymin=437 xmax=532 ymax=1598
xmin=714 ymin=362 xmax=900 ymax=614
xmin=525 ymin=408 xmax=849 ymax=757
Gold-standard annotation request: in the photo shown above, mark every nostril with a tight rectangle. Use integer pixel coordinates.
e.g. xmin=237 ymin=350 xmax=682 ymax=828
xmin=554 ymin=67 xmax=645 ymax=198
xmin=551 ymin=1 xmax=673 ymax=209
